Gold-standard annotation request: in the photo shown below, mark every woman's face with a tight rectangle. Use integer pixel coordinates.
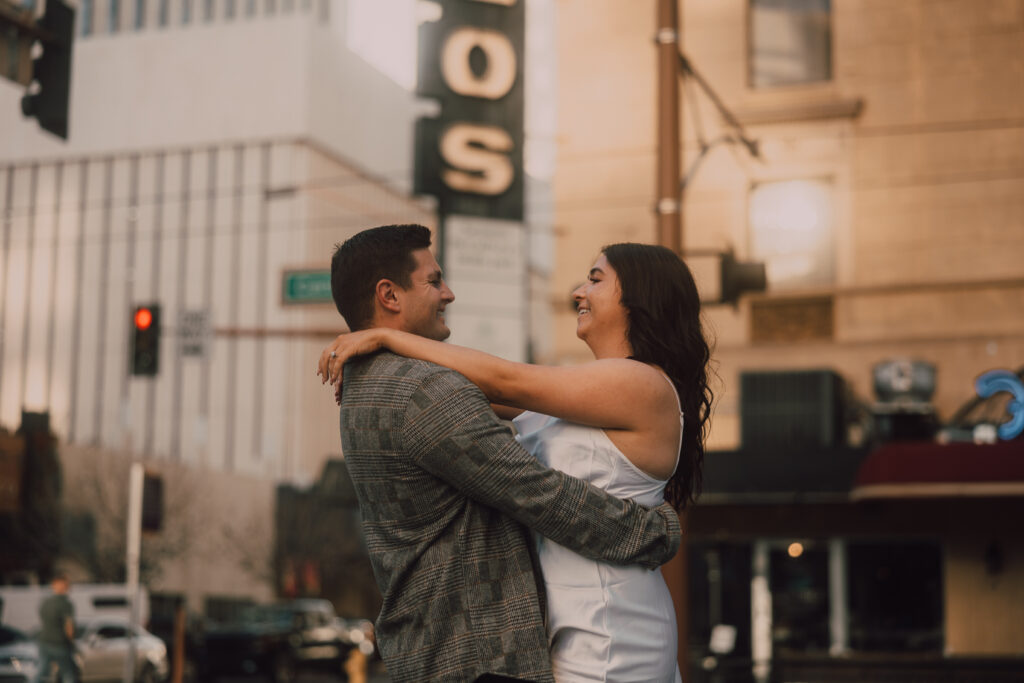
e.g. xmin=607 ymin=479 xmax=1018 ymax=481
xmin=572 ymin=254 xmax=629 ymax=348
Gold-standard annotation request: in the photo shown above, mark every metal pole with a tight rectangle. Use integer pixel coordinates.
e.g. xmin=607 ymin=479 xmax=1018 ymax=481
xmin=655 ymin=0 xmax=681 ymax=254
xmin=829 ymin=539 xmax=849 ymax=655
xmin=656 ymin=5 xmax=687 ymax=677
xmin=751 ymin=540 xmax=772 ymax=683
xmin=123 ymin=463 xmax=143 ymax=683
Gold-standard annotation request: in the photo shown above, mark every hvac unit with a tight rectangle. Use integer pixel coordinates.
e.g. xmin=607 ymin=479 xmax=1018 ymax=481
xmin=740 ymin=369 xmax=846 ymax=449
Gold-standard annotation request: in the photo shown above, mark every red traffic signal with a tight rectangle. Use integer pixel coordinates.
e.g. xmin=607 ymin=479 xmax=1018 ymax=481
xmin=131 ymin=304 xmax=160 ymax=376
xmin=134 ymin=307 xmax=154 ymax=331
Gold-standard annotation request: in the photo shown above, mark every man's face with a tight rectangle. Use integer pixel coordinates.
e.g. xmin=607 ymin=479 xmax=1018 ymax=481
xmin=395 ymin=248 xmax=455 ymax=340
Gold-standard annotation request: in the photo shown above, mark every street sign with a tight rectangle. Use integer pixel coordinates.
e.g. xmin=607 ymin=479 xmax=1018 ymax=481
xmin=282 ymin=270 xmax=332 ymax=305
xmin=179 ymin=309 xmax=210 ymax=357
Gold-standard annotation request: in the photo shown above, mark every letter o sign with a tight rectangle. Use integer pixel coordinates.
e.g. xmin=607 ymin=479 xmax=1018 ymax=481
xmin=441 ymin=27 xmax=517 ymax=100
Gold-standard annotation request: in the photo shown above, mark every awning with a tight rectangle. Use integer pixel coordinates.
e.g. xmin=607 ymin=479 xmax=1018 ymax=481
xmin=700 ymin=446 xmax=868 ymax=504
xmin=852 ymin=439 xmax=1024 ymax=499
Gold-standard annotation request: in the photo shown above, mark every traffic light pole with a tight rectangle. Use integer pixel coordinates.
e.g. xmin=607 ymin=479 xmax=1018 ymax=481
xmin=123 ymin=463 xmax=143 ymax=683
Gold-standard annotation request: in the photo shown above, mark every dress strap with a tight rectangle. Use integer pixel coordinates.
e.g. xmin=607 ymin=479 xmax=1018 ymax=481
xmin=657 ymin=371 xmax=685 ymax=477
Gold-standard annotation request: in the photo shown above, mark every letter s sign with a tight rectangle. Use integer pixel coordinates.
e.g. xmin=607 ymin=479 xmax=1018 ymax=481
xmin=414 ymin=0 xmax=524 ymax=221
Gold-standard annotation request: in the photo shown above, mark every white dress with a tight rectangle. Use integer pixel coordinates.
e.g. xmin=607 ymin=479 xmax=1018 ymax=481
xmin=513 ymin=379 xmax=684 ymax=683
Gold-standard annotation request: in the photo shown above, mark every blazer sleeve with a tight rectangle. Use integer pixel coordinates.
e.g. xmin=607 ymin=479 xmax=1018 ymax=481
xmin=402 ymin=367 xmax=681 ymax=569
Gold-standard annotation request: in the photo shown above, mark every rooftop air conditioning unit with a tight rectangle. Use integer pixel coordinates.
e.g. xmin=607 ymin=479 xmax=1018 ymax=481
xmin=740 ymin=369 xmax=846 ymax=450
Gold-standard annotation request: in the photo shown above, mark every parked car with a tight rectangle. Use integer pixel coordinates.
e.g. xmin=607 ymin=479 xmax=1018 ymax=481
xmin=0 ymin=619 xmax=166 ymax=683
xmin=0 ymin=625 xmax=39 ymax=683
xmin=74 ymin=619 xmax=169 ymax=683
xmin=197 ymin=599 xmax=353 ymax=683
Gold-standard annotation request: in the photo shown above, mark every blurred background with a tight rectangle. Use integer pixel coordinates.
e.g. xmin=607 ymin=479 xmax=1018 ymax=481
xmin=0 ymin=1 xmax=1022 ymax=682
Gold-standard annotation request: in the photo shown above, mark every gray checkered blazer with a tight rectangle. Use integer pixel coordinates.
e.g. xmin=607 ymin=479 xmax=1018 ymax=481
xmin=340 ymin=351 xmax=682 ymax=683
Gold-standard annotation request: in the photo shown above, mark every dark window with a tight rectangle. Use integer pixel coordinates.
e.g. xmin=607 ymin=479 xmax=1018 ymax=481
xmin=749 ymin=0 xmax=831 ymax=88
xmin=689 ymin=544 xmax=753 ymax=664
xmin=109 ymin=0 xmax=121 ymax=33
xmin=848 ymin=542 xmax=943 ymax=652
xmin=771 ymin=544 xmax=830 ymax=653
xmin=134 ymin=0 xmax=144 ymax=29
xmin=97 ymin=625 xmax=128 ymax=639
xmin=81 ymin=0 xmax=93 ymax=36
xmin=92 ymin=596 xmax=128 ymax=608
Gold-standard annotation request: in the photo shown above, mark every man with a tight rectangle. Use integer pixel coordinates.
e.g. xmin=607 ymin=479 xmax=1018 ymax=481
xmin=326 ymin=224 xmax=681 ymax=683
xmin=35 ymin=574 xmax=78 ymax=683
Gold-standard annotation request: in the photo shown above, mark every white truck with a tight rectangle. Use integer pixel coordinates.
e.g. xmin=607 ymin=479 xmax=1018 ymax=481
xmin=0 ymin=584 xmax=150 ymax=634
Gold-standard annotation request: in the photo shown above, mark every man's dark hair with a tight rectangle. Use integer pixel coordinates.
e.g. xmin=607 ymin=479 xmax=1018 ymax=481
xmin=331 ymin=224 xmax=433 ymax=330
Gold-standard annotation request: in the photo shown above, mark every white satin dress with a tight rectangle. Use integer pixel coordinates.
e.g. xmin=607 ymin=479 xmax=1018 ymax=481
xmin=512 ymin=378 xmax=684 ymax=683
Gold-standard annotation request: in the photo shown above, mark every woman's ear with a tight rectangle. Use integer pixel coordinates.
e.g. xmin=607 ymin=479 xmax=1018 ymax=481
xmin=375 ymin=279 xmax=401 ymax=313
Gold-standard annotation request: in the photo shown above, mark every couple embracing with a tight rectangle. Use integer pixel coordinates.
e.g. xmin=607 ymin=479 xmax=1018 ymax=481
xmin=317 ymin=224 xmax=712 ymax=683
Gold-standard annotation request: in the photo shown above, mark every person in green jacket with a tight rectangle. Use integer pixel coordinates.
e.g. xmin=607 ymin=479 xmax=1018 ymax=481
xmin=35 ymin=574 xmax=79 ymax=683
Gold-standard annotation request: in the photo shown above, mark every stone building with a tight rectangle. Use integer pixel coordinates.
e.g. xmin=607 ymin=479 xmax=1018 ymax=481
xmin=551 ymin=0 xmax=1024 ymax=679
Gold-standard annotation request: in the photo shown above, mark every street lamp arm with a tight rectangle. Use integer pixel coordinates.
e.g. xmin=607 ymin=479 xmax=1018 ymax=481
xmin=678 ymin=52 xmax=760 ymax=160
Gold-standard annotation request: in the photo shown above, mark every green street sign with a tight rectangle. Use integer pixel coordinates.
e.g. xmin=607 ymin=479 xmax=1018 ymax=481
xmin=282 ymin=270 xmax=332 ymax=304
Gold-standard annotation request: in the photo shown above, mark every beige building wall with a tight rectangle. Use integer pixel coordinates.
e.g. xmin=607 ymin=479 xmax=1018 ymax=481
xmin=553 ymin=0 xmax=1024 ymax=658
xmin=553 ymin=0 xmax=1024 ymax=450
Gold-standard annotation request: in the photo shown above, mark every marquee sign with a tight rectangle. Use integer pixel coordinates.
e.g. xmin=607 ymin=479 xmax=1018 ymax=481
xmin=414 ymin=0 xmax=524 ymax=221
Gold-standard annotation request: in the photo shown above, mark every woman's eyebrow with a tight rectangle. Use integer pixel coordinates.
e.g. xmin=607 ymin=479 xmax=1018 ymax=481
xmin=589 ymin=267 xmax=604 ymax=277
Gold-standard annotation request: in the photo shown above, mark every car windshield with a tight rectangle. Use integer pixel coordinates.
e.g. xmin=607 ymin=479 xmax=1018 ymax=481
xmin=238 ymin=605 xmax=297 ymax=627
xmin=0 ymin=626 xmax=27 ymax=646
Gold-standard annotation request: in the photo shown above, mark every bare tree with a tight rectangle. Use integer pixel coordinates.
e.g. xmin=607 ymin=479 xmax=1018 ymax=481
xmin=61 ymin=446 xmax=215 ymax=585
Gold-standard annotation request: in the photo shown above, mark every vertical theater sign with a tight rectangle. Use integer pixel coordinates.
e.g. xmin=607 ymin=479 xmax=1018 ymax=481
xmin=415 ymin=0 xmax=524 ymax=221
xmin=415 ymin=0 xmax=528 ymax=361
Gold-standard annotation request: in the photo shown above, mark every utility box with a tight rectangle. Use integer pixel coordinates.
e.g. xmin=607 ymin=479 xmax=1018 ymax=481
xmin=740 ymin=369 xmax=846 ymax=450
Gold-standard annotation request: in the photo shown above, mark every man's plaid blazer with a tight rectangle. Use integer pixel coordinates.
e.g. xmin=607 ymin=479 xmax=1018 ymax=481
xmin=339 ymin=351 xmax=682 ymax=683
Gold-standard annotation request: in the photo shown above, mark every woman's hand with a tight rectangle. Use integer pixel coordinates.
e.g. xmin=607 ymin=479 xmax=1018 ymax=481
xmin=317 ymin=329 xmax=388 ymax=391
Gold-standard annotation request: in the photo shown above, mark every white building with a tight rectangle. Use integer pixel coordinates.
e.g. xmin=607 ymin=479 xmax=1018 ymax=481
xmin=0 ymin=0 xmax=554 ymax=612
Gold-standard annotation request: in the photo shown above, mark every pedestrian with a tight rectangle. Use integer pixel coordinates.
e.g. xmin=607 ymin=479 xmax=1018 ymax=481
xmin=35 ymin=574 xmax=79 ymax=683
xmin=315 ymin=224 xmax=681 ymax=683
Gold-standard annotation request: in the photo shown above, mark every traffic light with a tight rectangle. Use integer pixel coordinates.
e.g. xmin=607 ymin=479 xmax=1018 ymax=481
xmin=20 ymin=0 xmax=74 ymax=139
xmin=131 ymin=304 xmax=161 ymax=376
xmin=142 ymin=473 xmax=163 ymax=532
xmin=720 ymin=250 xmax=767 ymax=306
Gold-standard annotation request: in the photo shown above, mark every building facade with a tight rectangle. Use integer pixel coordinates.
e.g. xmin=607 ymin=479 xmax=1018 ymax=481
xmin=0 ymin=0 xmax=436 ymax=611
xmin=552 ymin=0 xmax=1024 ymax=679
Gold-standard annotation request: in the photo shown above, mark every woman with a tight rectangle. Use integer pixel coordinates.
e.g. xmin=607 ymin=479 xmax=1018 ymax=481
xmin=319 ymin=243 xmax=712 ymax=682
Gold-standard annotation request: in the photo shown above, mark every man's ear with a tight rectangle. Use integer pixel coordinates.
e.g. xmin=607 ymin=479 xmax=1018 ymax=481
xmin=375 ymin=279 xmax=401 ymax=314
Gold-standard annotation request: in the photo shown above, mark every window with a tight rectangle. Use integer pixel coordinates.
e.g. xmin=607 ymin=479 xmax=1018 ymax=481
xmin=848 ymin=542 xmax=942 ymax=652
xmin=96 ymin=625 xmax=128 ymax=639
xmin=158 ymin=0 xmax=169 ymax=26
xmin=109 ymin=0 xmax=121 ymax=32
xmin=748 ymin=178 xmax=834 ymax=291
xmin=749 ymin=0 xmax=831 ymax=88
xmin=134 ymin=0 xmax=144 ymax=29
xmin=771 ymin=544 xmax=830 ymax=653
xmin=204 ymin=0 xmax=215 ymax=22
xmin=80 ymin=0 xmax=94 ymax=35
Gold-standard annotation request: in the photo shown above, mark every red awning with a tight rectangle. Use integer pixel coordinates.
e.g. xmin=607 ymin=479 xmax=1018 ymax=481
xmin=853 ymin=439 xmax=1024 ymax=499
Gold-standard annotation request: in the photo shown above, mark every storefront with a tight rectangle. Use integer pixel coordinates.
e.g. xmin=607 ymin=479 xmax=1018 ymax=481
xmin=687 ymin=438 xmax=1024 ymax=682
